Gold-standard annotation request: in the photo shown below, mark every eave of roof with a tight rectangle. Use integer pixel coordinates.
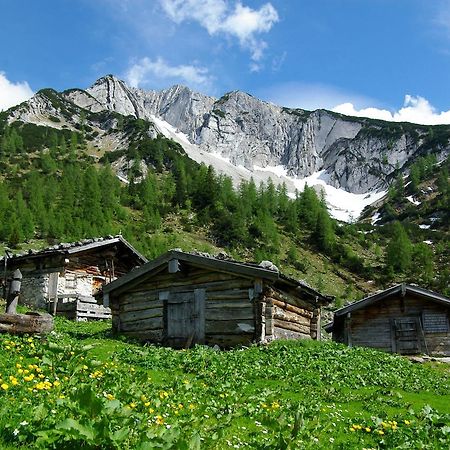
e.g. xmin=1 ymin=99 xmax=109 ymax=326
xmin=103 ymin=250 xmax=332 ymax=304
xmin=332 ymin=283 xmax=450 ymax=319
xmin=1 ymin=235 xmax=147 ymax=264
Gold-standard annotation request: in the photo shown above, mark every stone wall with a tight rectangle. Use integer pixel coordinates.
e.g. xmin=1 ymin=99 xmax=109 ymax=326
xmin=20 ymin=274 xmax=50 ymax=309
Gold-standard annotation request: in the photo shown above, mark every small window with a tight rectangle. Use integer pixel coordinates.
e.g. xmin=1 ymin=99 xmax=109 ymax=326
xmin=422 ymin=311 xmax=449 ymax=333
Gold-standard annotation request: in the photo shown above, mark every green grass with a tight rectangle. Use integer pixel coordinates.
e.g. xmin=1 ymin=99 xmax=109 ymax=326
xmin=0 ymin=318 xmax=450 ymax=448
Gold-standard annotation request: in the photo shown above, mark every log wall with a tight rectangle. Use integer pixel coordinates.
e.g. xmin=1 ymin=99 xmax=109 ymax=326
xmin=261 ymin=287 xmax=317 ymax=341
xmin=112 ymin=266 xmax=256 ymax=347
xmin=346 ymin=294 xmax=450 ymax=355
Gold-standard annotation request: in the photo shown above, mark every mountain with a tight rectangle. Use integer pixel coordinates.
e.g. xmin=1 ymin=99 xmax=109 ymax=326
xmin=7 ymin=74 xmax=449 ymax=221
xmin=0 ymin=76 xmax=449 ymax=299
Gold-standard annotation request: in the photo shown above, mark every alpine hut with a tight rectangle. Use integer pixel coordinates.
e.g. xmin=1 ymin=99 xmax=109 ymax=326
xmin=102 ymin=250 xmax=333 ymax=348
xmin=1 ymin=236 xmax=147 ymax=320
xmin=325 ymin=284 xmax=450 ymax=356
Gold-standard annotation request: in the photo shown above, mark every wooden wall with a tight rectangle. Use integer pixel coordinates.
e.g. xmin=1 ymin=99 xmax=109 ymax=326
xmin=262 ymin=287 xmax=319 ymax=341
xmin=344 ymin=294 xmax=450 ymax=355
xmin=111 ymin=265 xmax=321 ymax=347
xmin=111 ymin=266 xmax=256 ymax=347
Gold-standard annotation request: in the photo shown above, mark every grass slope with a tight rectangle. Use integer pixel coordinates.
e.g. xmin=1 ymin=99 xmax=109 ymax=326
xmin=0 ymin=319 xmax=449 ymax=449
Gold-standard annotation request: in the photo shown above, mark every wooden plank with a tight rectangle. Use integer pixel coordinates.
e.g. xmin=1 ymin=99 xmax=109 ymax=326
xmin=273 ymin=326 xmax=310 ymax=340
xmin=205 ymin=308 xmax=254 ymax=321
xmin=273 ymin=318 xmax=310 ymax=335
xmin=273 ymin=306 xmax=311 ymax=326
xmin=206 ymin=300 xmax=252 ymax=309
xmin=120 ymin=307 xmax=164 ymax=324
xmin=120 ymin=316 xmax=163 ymax=332
xmin=120 ymin=300 xmax=163 ymax=313
xmin=205 ymin=319 xmax=254 ymax=335
xmin=121 ymin=329 xmax=164 ymax=342
xmin=194 ymin=288 xmax=205 ymax=344
xmin=271 ymin=299 xmax=313 ymax=318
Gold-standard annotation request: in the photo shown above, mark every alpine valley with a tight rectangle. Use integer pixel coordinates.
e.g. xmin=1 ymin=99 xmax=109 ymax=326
xmin=0 ymin=75 xmax=449 ymax=302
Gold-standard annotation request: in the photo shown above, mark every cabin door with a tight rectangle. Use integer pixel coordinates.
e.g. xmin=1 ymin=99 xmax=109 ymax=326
xmin=393 ymin=317 xmax=422 ymax=354
xmin=166 ymin=289 xmax=205 ymax=348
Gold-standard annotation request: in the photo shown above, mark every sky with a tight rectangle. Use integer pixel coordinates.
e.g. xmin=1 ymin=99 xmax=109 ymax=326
xmin=1 ymin=0 xmax=450 ymax=124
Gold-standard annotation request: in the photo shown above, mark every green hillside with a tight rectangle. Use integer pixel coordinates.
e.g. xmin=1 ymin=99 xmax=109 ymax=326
xmin=0 ymin=101 xmax=449 ymax=303
xmin=0 ymin=318 xmax=449 ymax=449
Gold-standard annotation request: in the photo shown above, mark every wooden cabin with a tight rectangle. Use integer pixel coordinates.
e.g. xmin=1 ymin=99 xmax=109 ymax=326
xmin=1 ymin=236 xmax=147 ymax=320
xmin=325 ymin=284 xmax=450 ymax=356
xmin=102 ymin=250 xmax=333 ymax=348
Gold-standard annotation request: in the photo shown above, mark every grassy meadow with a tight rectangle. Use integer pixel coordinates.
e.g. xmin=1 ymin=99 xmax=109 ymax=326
xmin=0 ymin=318 xmax=449 ymax=449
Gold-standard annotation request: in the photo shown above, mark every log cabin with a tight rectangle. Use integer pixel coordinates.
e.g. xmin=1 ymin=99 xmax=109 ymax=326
xmin=1 ymin=236 xmax=147 ymax=320
xmin=325 ymin=284 xmax=450 ymax=356
xmin=102 ymin=250 xmax=333 ymax=348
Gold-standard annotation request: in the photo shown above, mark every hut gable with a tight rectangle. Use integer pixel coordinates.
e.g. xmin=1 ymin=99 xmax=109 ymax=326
xmin=1 ymin=236 xmax=147 ymax=317
xmin=103 ymin=250 xmax=332 ymax=348
xmin=326 ymin=284 xmax=450 ymax=356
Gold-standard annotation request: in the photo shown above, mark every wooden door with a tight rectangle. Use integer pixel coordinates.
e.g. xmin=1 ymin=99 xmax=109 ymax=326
xmin=393 ymin=317 xmax=422 ymax=354
xmin=166 ymin=289 xmax=205 ymax=348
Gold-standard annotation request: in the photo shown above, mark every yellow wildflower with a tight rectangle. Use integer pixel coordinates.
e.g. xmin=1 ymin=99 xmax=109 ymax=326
xmin=106 ymin=394 xmax=115 ymax=400
xmin=129 ymin=402 xmax=137 ymax=409
xmin=1 ymin=383 xmax=9 ymax=390
xmin=53 ymin=380 xmax=60 ymax=387
xmin=404 ymin=420 xmax=411 ymax=425
xmin=365 ymin=427 xmax=371 ymax=433
xmin=144 ymin=402 xmax=150 ymax=407
xmin=155 ymin=415 xmax=164 ymax=425
xmin=149 ymin=408 xmax=155 ymax=414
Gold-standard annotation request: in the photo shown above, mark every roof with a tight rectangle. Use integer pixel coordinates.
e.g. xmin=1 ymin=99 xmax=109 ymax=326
xmin=1 ymin=235 xmax=147 ymax=265
xmin=324 ymin=284 xmax=450 ymax=332
xmin=103 ymin=249 xmax=333 ymax=304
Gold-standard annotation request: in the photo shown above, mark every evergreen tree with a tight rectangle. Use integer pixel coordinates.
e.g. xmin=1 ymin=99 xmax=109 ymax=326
xmin=385 ymin=221 xmax=412 ymax=274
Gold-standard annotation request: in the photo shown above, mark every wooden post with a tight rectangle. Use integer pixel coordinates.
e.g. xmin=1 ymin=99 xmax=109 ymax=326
xmin=6 ymin=269 xmax=22 ymax=314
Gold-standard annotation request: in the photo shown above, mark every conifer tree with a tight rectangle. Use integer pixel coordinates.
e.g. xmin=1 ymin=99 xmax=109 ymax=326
xmin=385 ymin=221 xmax=412 ymax=273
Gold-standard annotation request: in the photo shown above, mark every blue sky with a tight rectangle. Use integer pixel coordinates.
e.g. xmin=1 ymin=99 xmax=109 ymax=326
xmin=2 ymin=0 xmax=450 ymax=124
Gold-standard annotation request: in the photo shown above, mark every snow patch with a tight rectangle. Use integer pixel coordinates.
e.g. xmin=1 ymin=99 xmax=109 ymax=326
xmin=406 ymin=195 xmax=421 ymax=205
xmin=149 ymin=114 xmax=387 ymax=222
xmin=371 ymin=212 xmax=381 ymax=225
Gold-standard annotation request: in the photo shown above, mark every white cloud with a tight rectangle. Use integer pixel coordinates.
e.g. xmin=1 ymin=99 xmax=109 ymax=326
xmin=125 ymin=57 xmax=213 ymax=89
xmin=333 ymin=95 xmax=450 ymax=125
xmin=0 ymin=72 xmax=34 ymax=111
xmin=159 ymin=0 xmax=279 ymax=61
xmin=260 ymin=82 xmax=377 ymax=111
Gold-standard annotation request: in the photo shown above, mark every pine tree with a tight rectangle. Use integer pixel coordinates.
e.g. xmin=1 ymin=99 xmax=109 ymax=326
xmin=313 ymin=208 xmax=335 ymax=253
xmin=385 ymin=221 xmax=412 ymax=273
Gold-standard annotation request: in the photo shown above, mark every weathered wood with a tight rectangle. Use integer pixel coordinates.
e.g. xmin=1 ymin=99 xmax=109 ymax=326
xmin=120 ymin=316 xmax=163 ymax=332
xmin=194 ymin=288 xmax=205 ymax=344
xmin=266 ymin=287 xmax=315 ymax=311
xmin=206 ymin=300 xmax=252 ymax=309
xmin=0 ymin=313 xmax=53 ymax=334
xmin=120 ymin=299 xmax=163 ymax=313
xmin=121 ymin=329 xmax=164 ymax=342
xmin=206 ymin=307 xmax=254 ymax=321
xmin=120 ymin=307 xmax=164 ymax=324
xmin=6 ymin=269 xmax=22 ymax=314
xmin=274 ymin=318 xmax=310 ymax=335
xmin=274 ymin=326 xmax=310 ymax=340
xmin=273 ymin=306 xmax=311 ymax=326
xmin=271 ymin=299 xmax=313 ymax=318
xmin=205 ymin=319 xmax=255 ymax=334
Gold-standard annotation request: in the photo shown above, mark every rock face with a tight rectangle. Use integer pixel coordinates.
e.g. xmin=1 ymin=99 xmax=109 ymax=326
xmin=80 ymin=76 xmax=450 ymax=194
xmin=6 ymin=75 xmax=450 ymax=196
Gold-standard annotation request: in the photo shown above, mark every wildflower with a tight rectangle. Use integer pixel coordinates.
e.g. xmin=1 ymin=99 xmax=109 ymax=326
xmin=13 ymin=429 xmax=19 ymax=436
xmin=155 ymin=415 xmax=164 ymax=425
xmin=106 ymin=394 xmax=115 ymax=400
xmin=23 ymin=375 xmax=34 ymax=382
xmin=129 ymin=402 xmax=137 ymax=409
xmin=53 ymin=380 xmax=60 ymax=387
xmin=271 ymin=401 xmax=280 ymax=410
xmin=16 ymin=363 xmax=21 ymax=369
xmin=141 ymin=395 xmax=147 ymax=402
xmin=404 ymin=420 xmax=411 ymax=425
xmin=365 ymin=427 xmax=371 ymax=433
xmin=149 ymin=408 xmax=155 ymax=414
xmin=377 ymin=430 xmax=384 ymax=435
xmin=20 ymin=421 xmax=28 ymax=426
xmin=144 ymin=402 xmax=150 ymax=407
xmin=1 ymin=383 xmax=9 ymax=390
